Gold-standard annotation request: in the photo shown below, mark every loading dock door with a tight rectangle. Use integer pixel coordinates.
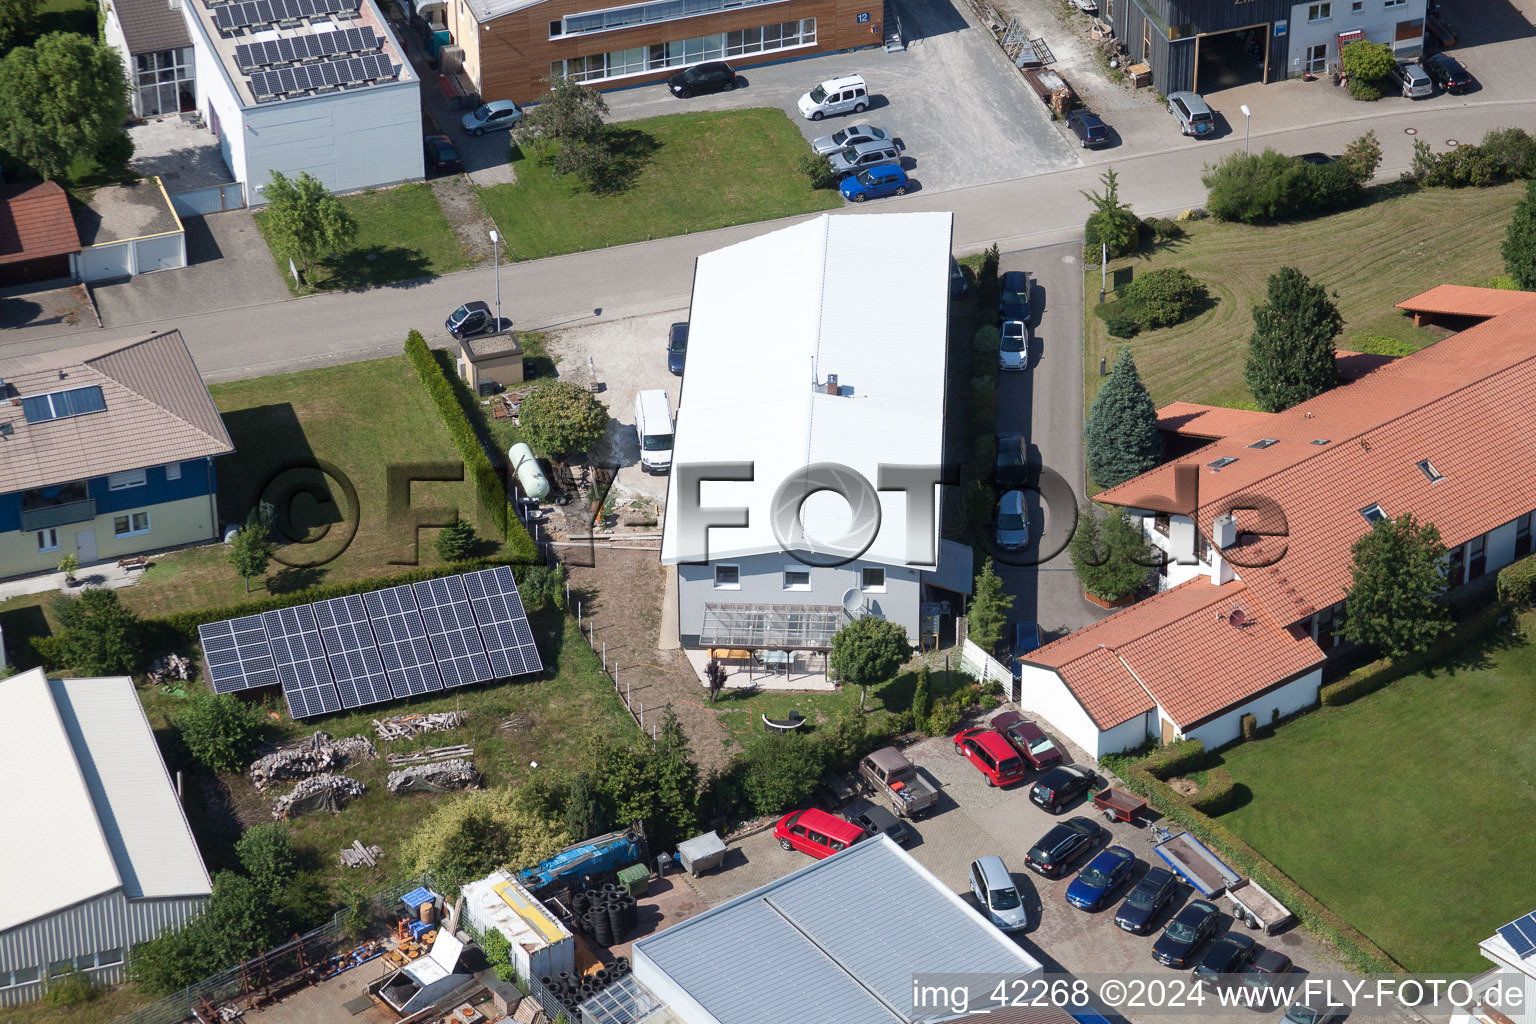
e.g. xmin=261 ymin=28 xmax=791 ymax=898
xmin=1193 ymin=23 xmax=1269 ymax=94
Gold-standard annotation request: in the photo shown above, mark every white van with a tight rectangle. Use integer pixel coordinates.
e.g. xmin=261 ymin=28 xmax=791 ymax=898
xmin=797 ymin=74 xmax=868 ymax=121
xmin=635 ymin=390 xmax=674 ymax=474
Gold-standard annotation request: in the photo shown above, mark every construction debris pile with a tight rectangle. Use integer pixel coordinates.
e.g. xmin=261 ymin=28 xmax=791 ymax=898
xmin=149 ymin=653 xmax=192 ymax=683
xmin=338 ymin=840 xmax=383 ymax=869
xmin=387 ymin=743 xmax=474 ymax=766
xmin=272 ymin=773 xmax=365 ymax=819
xmin=387 ymin=759 xmax=481 ymax=794
xmin=250 ymin=732 xmax=378 ymax=790
xmin=373 ymin=711 xmax=464 ymax=741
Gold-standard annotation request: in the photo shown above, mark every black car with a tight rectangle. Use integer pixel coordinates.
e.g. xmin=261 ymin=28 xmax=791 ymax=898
xmin=1114 ymin=865 xmax=1178 ymax=934
xmin=1024 ymin=816 xmax=1098 ymax=878
xmin=1029 ymin=764 xmax=1096 ymax=813
xmin=424 ymin=134 xmax=464 ymax=176
xmin=1190 ymin=932 xmax=1257 ymax=989
xmin=1297 ymin=152 xmax=1336 ymax=165
xmin=847 ymin=802 xmax=913 ymax=847
xmin=667 ymin=60 xmax=737 ymax=98
xmin=994 ymin=433 xmax=1030 ymax=487
xmin=998 ymin=270 xmax=1032 ymax=324
xmin=1239 ymin=949 xmax=1294 ymax=1012
xmin=445 ymin=300 xmax=498 ymax=338
xmin=1066 ymin=110 xmax=1111 ymax=149
xmin=667 ymin=322 xmax=688 ymax=376
xmin=1421 ymin=51 xmax=1474 ymax=93
xmin=1151 ymin=899 xmax=1221 ymax=968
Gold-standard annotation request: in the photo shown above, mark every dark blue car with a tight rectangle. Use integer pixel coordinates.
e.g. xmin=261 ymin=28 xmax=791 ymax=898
xmin=1065 ymin=845 xmax=1136 ymax=911
xmin=840 ymin=164 xmax=908 ymax=203
xmin=666 ymin=322 xmax=688 ymax=376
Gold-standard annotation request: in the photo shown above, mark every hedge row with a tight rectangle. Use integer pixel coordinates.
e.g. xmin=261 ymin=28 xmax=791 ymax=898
xmin=1187 ymin=767 xmax=1237 ymax=816
xmin=403 ymin=330 xmax=537 ymax=563
xmin=1496 ymin=552 xmax=1536 ymax=605
xmin=1118 ymin=757 xmax=1400 ymax=973
xmin=1318 ymin=601 xmax=1508 ymax=707
xmin=1138 ymin=737 xmax=1206 ymax=779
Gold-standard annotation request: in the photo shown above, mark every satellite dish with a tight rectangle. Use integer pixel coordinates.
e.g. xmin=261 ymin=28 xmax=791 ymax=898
xmin=842 ymin=587 xmax=866 ymax=619
xmin=1228 ymin=608 xmax=1247 ymax=629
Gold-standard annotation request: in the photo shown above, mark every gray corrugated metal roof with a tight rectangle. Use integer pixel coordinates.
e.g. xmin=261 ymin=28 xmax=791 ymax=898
xmin=114 ymin=0 xmax=191 ymax=54
xmin=634 ymin=836 xmax=1041 ymax=1024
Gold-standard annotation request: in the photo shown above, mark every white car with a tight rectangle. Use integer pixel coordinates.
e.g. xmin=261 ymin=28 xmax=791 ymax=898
xmin=996 ymin=490 xmax=1030 ymax=551
xmin=999 ymin=320 xmax=1029 ymax=371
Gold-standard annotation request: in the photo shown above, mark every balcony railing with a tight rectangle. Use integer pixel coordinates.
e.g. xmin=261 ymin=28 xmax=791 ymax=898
xmin=20 ymin=499 xmax=97 ymax=532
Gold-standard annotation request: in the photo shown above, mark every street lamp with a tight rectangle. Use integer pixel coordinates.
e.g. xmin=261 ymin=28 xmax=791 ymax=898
xmin=488 ymin=229 xmax=502 ymax=329
xmin=1240 ymin=104 xmax=1252 ymax=155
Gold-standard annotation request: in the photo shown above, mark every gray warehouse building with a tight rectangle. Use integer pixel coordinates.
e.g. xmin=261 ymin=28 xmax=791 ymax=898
xmin=0 ymin=667 xmax=212 ymax=1004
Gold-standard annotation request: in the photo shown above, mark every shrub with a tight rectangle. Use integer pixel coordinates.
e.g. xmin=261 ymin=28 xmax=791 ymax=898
xmin=1085 ymin=208 xmax=1141 ymax=261
xmin=1105 ymin=315 xmax=1140 ymax=338
xmin=52 ymin=588 xmax=143 ymax=674
xmin=971 ymin=433 xmax=997 ymax=475
xmin=1188 ymin=767 xmax=1238 ymax=815
xmin=480 ymin=929 xmax=512 ymax=968
xmin=1140 ymin=738 xmax=1206 ymax=779
xmin=1498 ymin=553 xmax=1536 ymax=605
xmin=1120 ymin=267 xmax=1206 ymax=329
xmin=1341 ymin=40 xmax=1394 ymax=93
xmin=739 ymin=732 xmax=825 ymax=815
xmin=972 ymin=323 xmax=1000 ymax=359
xmin=435 ymin=515 xmax=478 ymax=562
xmin=1240 ymin=713 xmax=1258 ymax=742
xmin=927 ymin=698 xmax=962 ymax=736
xmin=1148 ymin=217 xmax=1183 ymax=240
xmin=1346 ymin=76 xmax=1383 ymax=101
xmin=977 ymin=244 xmax=1001 ymax=310
xmin=1409 ymin=127 xmax=1536 ymax=188
xmin=42 ymin=970 xmax=97 ymax=1008
xmin=176 ymin=692 xmax=265 ymax=773
xmin=1176 ymin=207 xmax=1207 ymax=222
xmin=1319 ymin=602 xmax=1508 ymax=706
xmin=403 ymin=330 xmax=537 ymax=561
xmin=796 ymin=152 xmax=838 ymax=190
xmin=1351 ymin=334 xmax=1418 ymax=357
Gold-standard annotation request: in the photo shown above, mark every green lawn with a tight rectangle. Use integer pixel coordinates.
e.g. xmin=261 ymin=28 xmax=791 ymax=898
xmin=476 ymin=109 xmax=841 ymax=261
xmin=1208 ymin=613 xmax=1536 ymax=971
xmin=1084 ymin=183 xmax=1526 ymax=412
xmin=254 ymin=183 xmax=469 ymax=293
xmin=35 ymin=0 xmax=97 ymax=38
xmin=114 ymin=355 xmax=498 ymax=619
xmin=708 ymin=665 xmax=974 ymax=741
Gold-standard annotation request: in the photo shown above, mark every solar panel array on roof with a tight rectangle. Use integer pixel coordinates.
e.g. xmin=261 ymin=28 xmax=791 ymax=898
xmin=214 ymin=0 xmax=351 ymax=32
xmin=234 ymin=26 xmax=377 ymax=71
xmin=249 ymin=53 xmax=394 ymax=99
xmin=463 ymin=565 xmax=543 ymax=679
xmin=412 ymin=576 xmax=493 ymax=688
xmin=1499 ymin=912 xmax=1536 ymax=959
xmin=313 ymin=594 xmax=394 ymax=708
xmin=364 ymin=584 xmax=444 ymax=698
xmin=263 ymin=605 xmax=344 ymax=719
xmin=199 ymin=615 xmax=279 ymax=693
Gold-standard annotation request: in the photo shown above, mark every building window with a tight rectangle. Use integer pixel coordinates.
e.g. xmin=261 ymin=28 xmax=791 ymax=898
xmin=49 ymin=959 xmax=73 ymax=979
xmin=36 ymin=528 xmax=59 ymax=552
xmin=1350 ymin=0 xmax=1363 ymax=10
xmin=782 ymin=568 xmax=811 ymax=590
xmin=1448 ymin=544 xmax=1465 ymax=585
xmin=713 ymin=564 xmax=739 ymax=589
xmin=1516 ymin=513 xmax=1532 ymax=558
xmin=1468 ymin=535 xmax=1487 ymax=580
xmin=1207 ymin=456 xmax=1237 ymax=469
xmin=10 ymin=964 xmax=39 ymax=985
xmin=1359 ymin=503 xmax=1386 ymax=525
xmin=113 ymin=512 xmax=150 ymax=537
xmin=1416 ymin=458 xmax=1443 ymax=482
xmin=1306 ymin=42 xmax=1328 ymax=73
xmin=1196 ymin=532 xmax=1211 ymax=562
xmin=96 ymin=948 xmax=123 ymax=966
xmin=1153 ymin=514 xmax=1170 ymax=536
xmin=1313 ymin=604 xmax=1341 ymax=648
xmin=1383 ymin=0 xmax=1405 ymax=6
xmin=1307 ymin=2 xmax=1332 ymax=21
xmin=861 ymin=567 xmax=885 ymax=592
xmin=165 ymin=462 xmax=183 ymax=481
xmin=134 ymin=46 xmax=195 ymax=118
xmin=555 ymin=0 xmax=787 ymax=37
xmin=108 ymin=468 xmax=147 ymax=490
xmin=551 ymin=18 xmax=813 ymax=84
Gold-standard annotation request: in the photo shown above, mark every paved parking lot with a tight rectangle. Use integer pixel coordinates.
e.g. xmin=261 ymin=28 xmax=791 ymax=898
xmin=682 ymin=716 xmax=1421 ymax=1024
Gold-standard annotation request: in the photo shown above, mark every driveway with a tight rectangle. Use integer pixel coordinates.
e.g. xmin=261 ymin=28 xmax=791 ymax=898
xmin=987 ymin=242 xmax=1106 ymax=645
xmin=683 ymin=720 xmax=1423 ymax=1024
xmin=600 ymin=0 xmax=1083 ymax=194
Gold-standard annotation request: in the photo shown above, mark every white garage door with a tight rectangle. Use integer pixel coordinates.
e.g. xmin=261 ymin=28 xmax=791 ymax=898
xmin=78 ymin=242 xmax=134 ymax=282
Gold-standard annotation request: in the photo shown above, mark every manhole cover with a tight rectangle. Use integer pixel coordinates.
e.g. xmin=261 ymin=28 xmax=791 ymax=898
xmin=1446 ymin=139 xmax=1460 ymax=147
xmin=1404 ymin=127 xmax=1418 ymax=135
xmin=1062 ymin=254 xmax=1077 ymax=264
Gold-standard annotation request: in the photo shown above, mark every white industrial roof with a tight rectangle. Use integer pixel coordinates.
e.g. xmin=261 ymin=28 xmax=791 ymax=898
xmin=660 ymin=213 xmax=953 ymax=568
xmin=461 ymin=0 xmax=546 ymax=22
xmin=0 ymin=668 xmax=211 ymax=934
xmin=632 ymin=835 xmax=1041 ymax=1024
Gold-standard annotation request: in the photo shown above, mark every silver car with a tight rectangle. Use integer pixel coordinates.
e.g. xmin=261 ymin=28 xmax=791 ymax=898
xmin=827 ymin=139 xmax=902 ymax=178
xmin=970 ymin=856 xmax=1029 ymax=932
xmin=461 ymin=100 xmax=524 ymax=136
xmin=996 ymin=490 xmax=1029 ymax=550
xmin=811 ymin=124 xmax=890 ymax=156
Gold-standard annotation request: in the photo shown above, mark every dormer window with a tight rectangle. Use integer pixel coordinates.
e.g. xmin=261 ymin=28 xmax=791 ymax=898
xmin=1360 ymin=503 xmax=1386 ymax=525
xmin=1417 ymin=459 xmax=1444 ymax=483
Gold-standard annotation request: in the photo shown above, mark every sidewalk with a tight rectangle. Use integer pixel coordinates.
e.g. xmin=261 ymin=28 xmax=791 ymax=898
xmin=0 ymin=563 xmax=146 ymax=604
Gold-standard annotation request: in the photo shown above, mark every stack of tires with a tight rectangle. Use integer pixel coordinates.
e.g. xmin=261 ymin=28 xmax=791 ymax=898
xmin=572 ymin=883 xmax=638 ymax=945
xmin=541 ymin=958 xmax=630 ymax=1014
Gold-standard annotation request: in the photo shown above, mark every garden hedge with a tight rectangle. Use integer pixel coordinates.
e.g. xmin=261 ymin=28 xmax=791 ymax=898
xmin=404 ymin=330 xmax=537 ymax=562
xmin=1496 ymin=552 xmax=1536 ymax=605
xmin=1138 ymin=737 xmax=1206 ymax=779
xmin=1187 ymin=767 xmax=1237 ymax=816
xmin=1318 ymin=601 xmax=1508 ymax=707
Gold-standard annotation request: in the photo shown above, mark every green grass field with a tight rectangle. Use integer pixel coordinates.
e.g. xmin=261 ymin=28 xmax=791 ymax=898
xmin=1084 ymin=183 xmax=1526 ymax=412
xmin=1208 ymin=613 xmax=1536 ymax=971
xmin=707 ymin=665 xmax=974 ymax=742
xmin=255 ymin=183 xmax=469 ymax=293
xmin=476 ymin=109 xmax=841 ymax=261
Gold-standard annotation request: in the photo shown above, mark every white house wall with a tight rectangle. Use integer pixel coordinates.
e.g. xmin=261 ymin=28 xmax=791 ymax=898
xmin=1178 ymin=666 xmax=1322 ymax=752
xmin=1284 ymin=0 xmax=1425 ymax=76
xmin=184 ymin=6 xmax=248 ymax=187
xmin=1015 ymin=664 xmax=1153 ymax=759
xmin=242 ymin=82 xmax=423 ymax=201
xmin=1136 ymin=514 xmax=1208 ymax=590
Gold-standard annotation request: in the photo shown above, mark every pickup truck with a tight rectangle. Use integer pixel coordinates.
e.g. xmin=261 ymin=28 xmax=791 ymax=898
xmin=859 ymin=746 xmax=938 ymax=819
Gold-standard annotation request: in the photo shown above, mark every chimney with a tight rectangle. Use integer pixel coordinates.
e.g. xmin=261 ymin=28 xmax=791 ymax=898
xmin=1212 ymin=513 xmax=1236 ymax=550
xmin=824 ymin=373 xmax=839 ymax=396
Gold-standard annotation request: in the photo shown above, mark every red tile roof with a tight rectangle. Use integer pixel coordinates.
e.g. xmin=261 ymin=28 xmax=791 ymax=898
xmin=0 ymin=181 xmax=79 ymax=266
xmin=1395 ymin=284 xmax=1536 ymax=320
xmin=1099 ymin=285 xmax=1536 ymax=626
xmin=1334 ymin=350 xmax=1399 ymax=381
xmin=1155 ymin=402 xmax=1279 ymax=439
xmin=1022 ymin=579 xmax=1324 ymax=729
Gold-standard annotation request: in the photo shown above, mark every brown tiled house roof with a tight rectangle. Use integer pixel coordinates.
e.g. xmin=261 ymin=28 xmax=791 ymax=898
xmin=0 ymin=330 xmax=233 ymax=493
xmin=0 ymin=182 xmax=80 ymax=266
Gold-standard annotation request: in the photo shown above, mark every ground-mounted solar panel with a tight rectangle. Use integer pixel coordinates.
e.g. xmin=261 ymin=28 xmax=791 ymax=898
xmin=412 ymin=576 xmax=493 ymax=688
xmin=261 ymin=605 xmax=343 ymax=719
xmin=313 ymin=594 xmax=394 ymax=708
xmin=363 ymin=584 xmax=443 ymax=697
xmin=462 ymin=566 xmax=544 ymax=679
xmin=199 ymin=615 xmax=281 ymax=693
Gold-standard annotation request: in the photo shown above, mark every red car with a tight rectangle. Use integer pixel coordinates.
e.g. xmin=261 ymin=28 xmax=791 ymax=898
xmin=990 ymin=711 xmax=1065 ymax=771
xmin=953 ymin=727 xmax=1027 ymax=787
xmin=774 ymin=808 xmax=865 ymax=859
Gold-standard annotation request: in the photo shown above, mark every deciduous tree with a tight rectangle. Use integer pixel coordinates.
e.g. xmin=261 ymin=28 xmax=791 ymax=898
xmin=229 ymin=508 xmax=276 ymax=592
xmin=1502 ymin=179 xmax=1536 ymax=290
xmin=235 ymin=824 xmax=298 ymax=902
xmin=967 ymin=558 xmax=1012 ymax=654
xmin=400 ymin=789 xmax=568 ymax=893
xmin=259 ymin=170 xmax=356 ymax=280
xmin=519 ymin=379 xmax=609 ymax=459
xmin=1070 ymin=503 xmax=1153 ymax=602
xmin=0 ymin=33 xmax=129 ymax=180
xmin=1244 ymin=266 xmax=1342 ymax=412
xmin=175 ymin=692 xmax=264 ymax=773
xmin=831 ymin=615 xmax=913 ymax=704
xmin=1341 ymin=512 xmax=1452 ymax=659
xmin=1085 ymin=347 xmax=1163 ymax=488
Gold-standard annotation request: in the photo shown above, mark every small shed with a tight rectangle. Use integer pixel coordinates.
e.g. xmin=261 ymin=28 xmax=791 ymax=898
xmin=72 ymin=178 xmax=187 ymax=282
xmin=0 ymin=181 xmax=81 ymax=287
xmin=458 ymin=333 xmax=525 ymax=396
xmin=462 ymin=869 xmax=574 ymax=983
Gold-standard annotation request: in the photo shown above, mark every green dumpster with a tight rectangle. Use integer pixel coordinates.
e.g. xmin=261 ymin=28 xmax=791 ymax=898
xmin=617 ymin=862 xmax=649 ymax=898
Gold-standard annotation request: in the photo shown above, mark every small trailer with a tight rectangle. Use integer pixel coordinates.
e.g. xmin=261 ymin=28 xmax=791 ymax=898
xmin=1153 ymin=830 xmax=1240 ymax=897
xmin=1090 ymin=787 xmax=1148 ymax=826
xmin=1227 ymin=877 xmax=1293 ymax=934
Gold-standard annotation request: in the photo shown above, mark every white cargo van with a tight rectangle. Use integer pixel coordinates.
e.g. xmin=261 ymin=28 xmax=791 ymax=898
xmin=635 ymin=390 xmax=674 ymax=473
xmin=797 ymin=74 xmax=868 ymax=121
